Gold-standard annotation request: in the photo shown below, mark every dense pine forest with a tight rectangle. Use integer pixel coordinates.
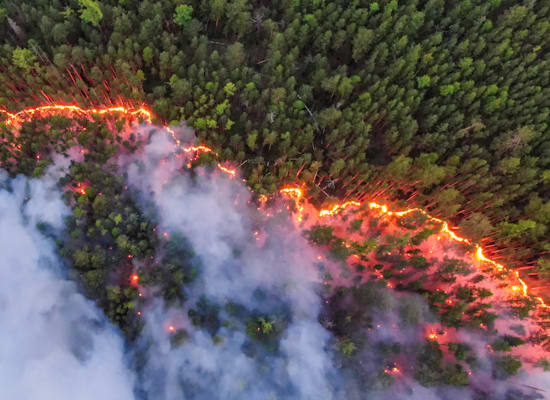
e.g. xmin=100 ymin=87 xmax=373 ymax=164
xmin=2 ymin=0 xmax=550 ymax=274
xmin=3 ymin=0 xmax=550 ymax=398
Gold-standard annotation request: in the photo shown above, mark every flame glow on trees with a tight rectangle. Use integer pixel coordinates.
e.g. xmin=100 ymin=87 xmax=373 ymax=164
xmin=0 ymin=104 xmax=237 ymax=177
xmin=278 ymin=186 xmax=550 ymax=311
xmin=0 ymin=104 xmax=153 ymax=123
xmin=280 ymin=187 xmax=305 ymax=221
xmin=2 ymin=103 xmax=548 ymax=311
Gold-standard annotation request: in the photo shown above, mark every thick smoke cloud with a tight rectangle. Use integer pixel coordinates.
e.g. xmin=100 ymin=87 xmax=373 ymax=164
xmin=123 ymin=130 xmax=550 ymax=400
xmin=3 ymin=124 xmax=550 ymax=400
xmin=0 ymin=170 xmax=136 ymax=400
xmin=125 ymin=132 xmax=342 ymax=399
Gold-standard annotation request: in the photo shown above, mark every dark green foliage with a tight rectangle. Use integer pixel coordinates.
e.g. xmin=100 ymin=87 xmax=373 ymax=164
xmin=415 ymin=341 xmax=470 ymax=387
xmin=188 ymin=296 xmax=221 ymax=336
xmin=409 ymin=255 xmax=428 ymax=270
xmin=493 ymin=356 xmax=522 ymax=379
xmin=329 ymin=238 xmax=351 ymax=261
xmin=307 ymin=225 xmax=335 ymax=245
xmin=170 ymin=329 xmax=189 ymax=348
xmin=535 ymin=358 xmax=550 ymax=371
xmin=491 ymin=335 xmax=525 ymax=352
xmin=338 ymin=336 xmax=357 ymax=357
xmin=397 ymin=211 xmax=428 ymax=230
xmin=414 ymin=340 xmax=444 ymax=386
xmin=244 ymin=312 xmax=287 ymax=354
xmin=411 ymin=229 xmax=434 ymax=246
xmin=447 ymin=342 xmax=474 ymax=363
xmin=2 ymin=0 xmax=550 ymax=267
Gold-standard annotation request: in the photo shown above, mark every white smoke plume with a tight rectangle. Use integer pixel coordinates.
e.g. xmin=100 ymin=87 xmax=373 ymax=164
xmin=2 ymin=123 xmax=549 ymax=400
xmin=0 ymin=169 xmax=136 ymax=400
xmin=124 ymin=132 xmax=342 ymax=399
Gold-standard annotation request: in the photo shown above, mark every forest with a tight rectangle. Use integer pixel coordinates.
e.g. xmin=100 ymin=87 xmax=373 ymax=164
xmin=1 ymin=0 xmax=550 ymax=271
xmin=2 ymin=0 xmax=550 ymax=398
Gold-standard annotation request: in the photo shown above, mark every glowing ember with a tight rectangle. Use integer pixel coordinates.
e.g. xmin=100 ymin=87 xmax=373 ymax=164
xmin=0 ymin=104 xmax=152 ymax=124
xmin=182 ymin=145 xmax=213 ymax=154
xmin=4 ymin=103 xmax=548 ymax=312
xmin=217 ymin=163 xmax=237 ymax=177
xmin=168 ymin=325 xmax=176 ymax=333
xmin=319 ymin=201 xmax=361 ymax=217
xmin=258 ymin=194 xmax=268 ymax=205
xmin=130 ymin=273 xmax=139 ymax=284
xmin=71 ymin=182 xmax=88 ymax=195
xmin=280 ymin=187 xmax=305 ymax=221
xmin=427 ymin=333 xmax=438 ymax=341
xmin=384 ymin=366 xmax=401 ymax=374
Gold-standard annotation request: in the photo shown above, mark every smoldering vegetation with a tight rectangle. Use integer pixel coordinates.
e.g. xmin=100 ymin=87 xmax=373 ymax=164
xmin=125 ymin=133 xmax=343 ymax=399
xmin=2 ymin=123 xmax=550 ymax=400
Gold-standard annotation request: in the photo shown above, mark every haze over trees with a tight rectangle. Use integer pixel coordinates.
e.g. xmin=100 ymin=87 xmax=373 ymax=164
xmin=2 ymin=2 xmax=550 ymax=396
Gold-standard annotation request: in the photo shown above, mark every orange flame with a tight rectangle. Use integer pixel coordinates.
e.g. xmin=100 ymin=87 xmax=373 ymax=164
xmin=217 ymin=163 xmax=237 ymax=177
xmin=71 ymin=182 xmax=88 ymax=195
xmin=130 ymin=273 xmax=139 ymax=284
xmin=1 ymin=104 xmax=239 ymax=178
xmin=280 ymin=187 xmax=305 ymax=221
xmin=1 ymin=104 xmax=152 ymax=124
xmin=4 ymin=104 xmax=547 ymax=312
xmin=384 ymin=366 xmax=401 ymax=374
xmin=319 ymin=201 xmax=362 ymax=217
xmin=280 ymin=186 xmax=549 ymax=311
xmin=428 ymin=333 xmax=439 ymax=341
xmin=258 ymin=194 xmax=268 ymax=205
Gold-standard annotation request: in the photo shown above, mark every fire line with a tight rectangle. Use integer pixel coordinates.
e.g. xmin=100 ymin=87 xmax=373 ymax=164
xmin=3 ymin=103 xmax=547 ymax=311
xmin=278 ymin=186 xmax=549 ymax=311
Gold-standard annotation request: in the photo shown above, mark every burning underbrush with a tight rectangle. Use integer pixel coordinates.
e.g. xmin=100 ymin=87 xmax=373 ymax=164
xmin=1 ymin=108 xmax=550 ymax=398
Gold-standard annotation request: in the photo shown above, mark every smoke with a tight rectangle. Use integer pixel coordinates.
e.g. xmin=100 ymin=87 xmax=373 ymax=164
xmin=2 ymin=122 xmax=550 ymax=400
xmin=124 ymin=132 xmax=342 ymax=399
xmin=0 ymin=169 xmax=136 ymax=400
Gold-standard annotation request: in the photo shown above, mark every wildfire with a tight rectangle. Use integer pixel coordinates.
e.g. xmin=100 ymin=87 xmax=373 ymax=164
xmin=130 ymin=273 xmax=139 ymax=285
xmin=277 ymin=185 xmax=549 ymax=310
xmin=427 ymin=332 xmax=439 ymax=341
xmin=384 ymin=366 xmax=401 ymax=375
xmin=280 ymin=187 xmax=305 ymax=221
xmin=71 ymin=182 xmax=88 ymax=195
xmin=258 ymin=194 xmax=268 ymax=205
xmin=315 ymin=195 xmax=549 ymax=310
xmin=4 ymin=103 xmax=548 ymax=312
xmin=1 ymin=104 xmax=239 ymax=178
xmin=0 ymin=104 xmax=152 ymax=124
xmin=217 ymin=163 xmax=237 ymax=177
xmin=319 ymin=201 xmax=362 ymax=217
xmin=168 ymin=325 xmax=176 ymax=333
